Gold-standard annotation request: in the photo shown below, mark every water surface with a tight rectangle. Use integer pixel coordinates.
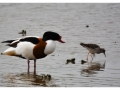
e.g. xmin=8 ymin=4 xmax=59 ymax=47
xmin=0 ymin=3 xmax=120 ymax=87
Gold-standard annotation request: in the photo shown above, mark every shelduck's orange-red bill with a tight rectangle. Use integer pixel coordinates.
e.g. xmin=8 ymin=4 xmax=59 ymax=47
xmin=58 ymin=36 xmax=65 ymax=43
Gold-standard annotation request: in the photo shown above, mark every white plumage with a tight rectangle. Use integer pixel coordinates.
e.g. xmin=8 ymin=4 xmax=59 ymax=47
xmin=44 ymin=40 xmax=56 ymax=55
xmin=15 ymin=42 xmax=36 ymax=60
xmin=1 ymin=31 xmax=65 ymax=73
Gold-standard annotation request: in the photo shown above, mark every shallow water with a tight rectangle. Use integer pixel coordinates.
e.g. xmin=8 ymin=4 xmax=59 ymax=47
xmin=0 ymin=3 xmax=120 ymax=87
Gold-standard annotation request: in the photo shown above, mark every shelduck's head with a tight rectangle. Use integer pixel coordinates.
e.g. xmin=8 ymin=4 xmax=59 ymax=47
xmin=43 ymin=31 xmax=65 ymax=43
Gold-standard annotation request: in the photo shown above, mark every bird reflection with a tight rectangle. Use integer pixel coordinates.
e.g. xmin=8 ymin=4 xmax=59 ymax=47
xmin=88 ymin=61 xmax=106 ymax=70
xmin=18 ymin=72 xmax=52 ymax=86
xmin=31 ymin=74 xmax=51 ymax=86
xmin=81 ymin=61 xmax=106 ymax=77
xmin=3 ymin=71 xmax=54 ymax=86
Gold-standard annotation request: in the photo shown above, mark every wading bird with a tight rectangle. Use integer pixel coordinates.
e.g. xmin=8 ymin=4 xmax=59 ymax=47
xmin=80 ymin=43 xmax=106 ymax=62
xmin=1 ymin=31 xmax=65 ymax=73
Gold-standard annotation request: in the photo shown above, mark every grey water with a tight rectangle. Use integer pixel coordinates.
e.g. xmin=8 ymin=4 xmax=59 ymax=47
xmin=0 ymin=3 xmax=120 ymax=87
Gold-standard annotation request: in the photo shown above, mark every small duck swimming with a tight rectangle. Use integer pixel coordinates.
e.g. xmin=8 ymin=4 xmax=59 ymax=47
xmin=81 ymin=60 xmax=87 ymax=64
xmin=66 ymin=58 xmax=75 ymax=64
xmin=19 ymin=30 xmax=26 ymax=36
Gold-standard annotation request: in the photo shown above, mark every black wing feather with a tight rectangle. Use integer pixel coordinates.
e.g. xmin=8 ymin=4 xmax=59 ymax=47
xmin=1 ymin=37 xmax=40 ymax=48
xmin=19 ymin=37 xmax=39 ymax=44
xmin=1 ymin=40 xmax=15 ymax=43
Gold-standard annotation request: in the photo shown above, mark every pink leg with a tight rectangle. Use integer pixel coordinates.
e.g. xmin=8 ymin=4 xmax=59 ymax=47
xmin=90 ymin=53 xmax=93 ymax=63
xmin=34 ymin=59 xmax=36 ymax=75
xmin=27 ymin=60 xmax=30 ymax=73
xmin=86 ymin=52 xmax=90 ymax=61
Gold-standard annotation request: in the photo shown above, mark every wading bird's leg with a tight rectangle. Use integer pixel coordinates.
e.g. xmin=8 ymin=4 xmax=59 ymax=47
xmin=90 ymin=53 xmax=93 ymax=63
xmin=86 ymin=52 xmax=90 ymax=61
xmin=34 ymin=59 xmax=36 ymax=75
xmin=27 ymin=60 xmax=30 ymax=73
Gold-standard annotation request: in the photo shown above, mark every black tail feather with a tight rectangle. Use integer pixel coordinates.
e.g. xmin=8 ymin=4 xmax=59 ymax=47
xmin=1 ymin=40 xmax=15 ymax=43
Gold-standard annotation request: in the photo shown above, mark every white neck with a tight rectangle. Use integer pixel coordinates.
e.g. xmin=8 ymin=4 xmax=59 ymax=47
xmin=44 ymin=40 xmax=56 ymax=55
